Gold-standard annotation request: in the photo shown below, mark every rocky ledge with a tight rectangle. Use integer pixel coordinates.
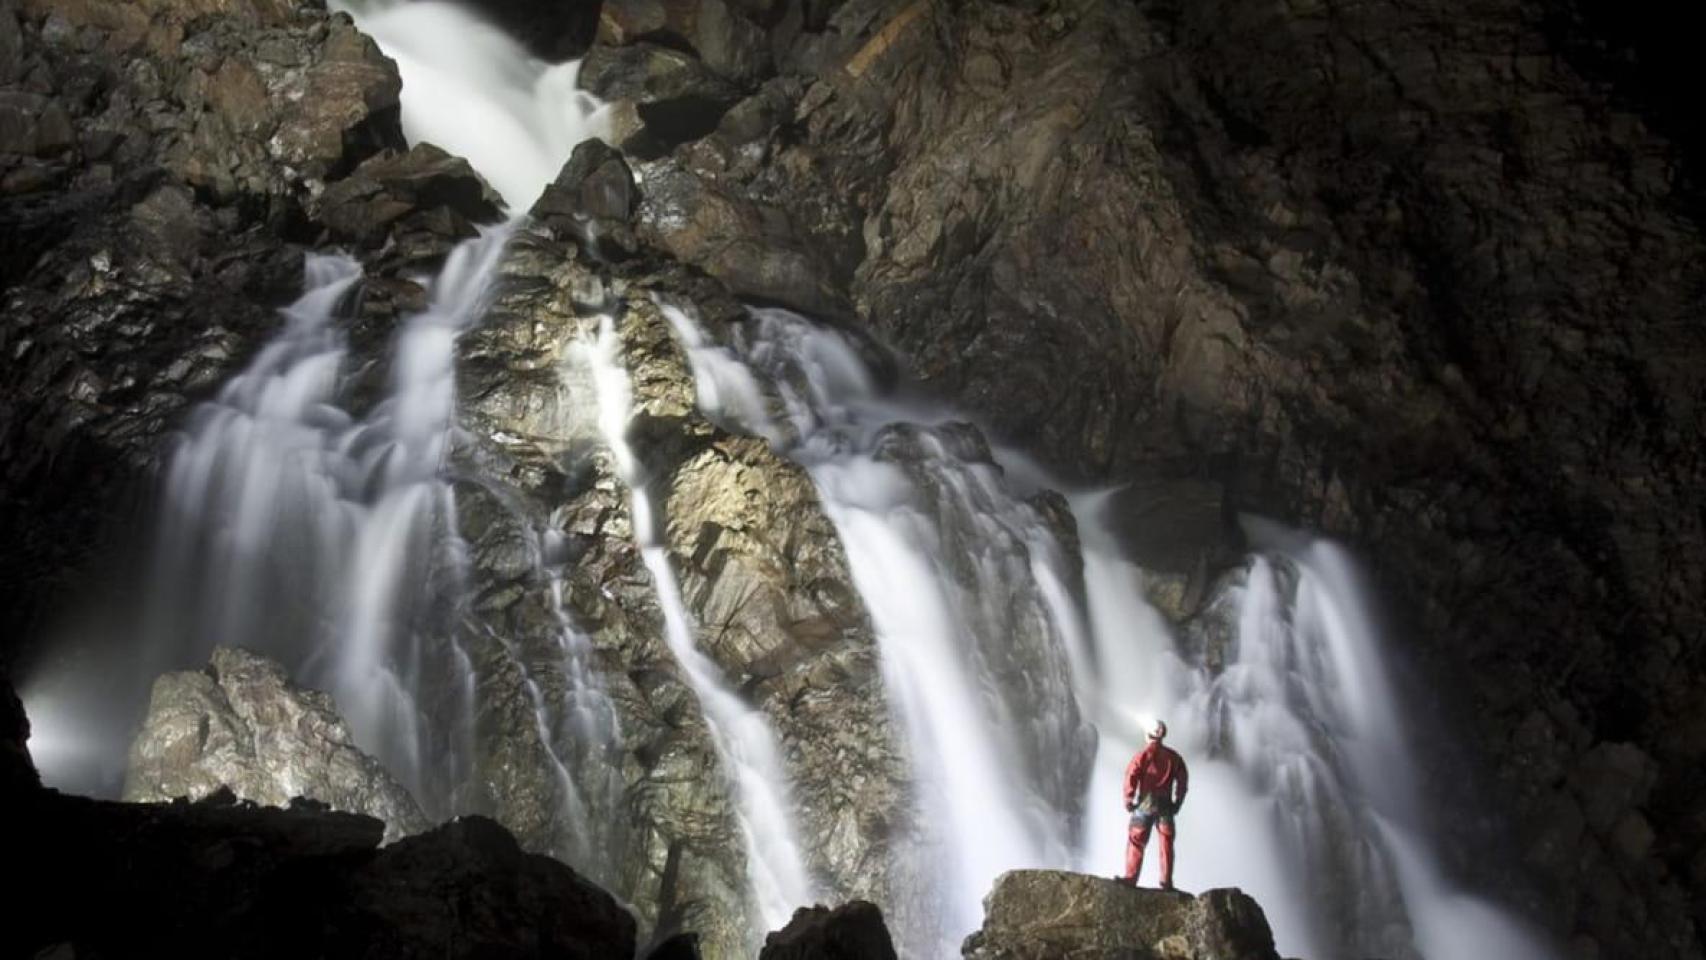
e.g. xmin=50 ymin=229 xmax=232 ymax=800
xmin=963 ymin=870 xmax=1281 ymax=960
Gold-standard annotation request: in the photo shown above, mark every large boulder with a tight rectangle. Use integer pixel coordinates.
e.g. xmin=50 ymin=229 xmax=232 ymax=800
xmin=760 ymin=901 xmax=898 ymax=960
xmin=961 ymin=871 xmax=1280 ymax=960
xmin=124 ymin=646 xmax=430 ymax=842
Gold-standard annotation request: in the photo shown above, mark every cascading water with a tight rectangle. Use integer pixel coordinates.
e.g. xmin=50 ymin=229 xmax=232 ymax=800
xmin=1073 ymin=500 xmax=1557 ymax=960
xmin=330 ymin=0 xmax=610 ymax=212
xmin=663 ymin=303 xmax=1093 ymax=952
xmin=664 ymin=302 xmax=1554 ymax=959
xmin=578 ymin=315 xmax=816 ymax=934
xmin=134 ymin=225 xmax=516 ymax=815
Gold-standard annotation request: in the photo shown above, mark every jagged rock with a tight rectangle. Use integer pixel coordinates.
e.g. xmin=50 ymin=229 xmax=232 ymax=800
xmin=596 ymin=0 xmax=772 ymax=87
xmin=0 ymin=0 xmax=408 ymax=662
xmin=2 ymin=671 xmax=35 ymax=792
xmin=759 ymin=901 xmax=898 ymax=960
xmin=124 ymin=646 xmax=430 ymax=843
xmin=9 ymin=766 xmax=637 ymax=959
xmin=531 ymin=137 xmax=639 ymax=258
xmin=315 ymin=142 xmax=504 ymax=256
xmin=961 ymin=871 xmax=1280 ymax=960
xmin=580 ymin=42 xmax=741 ymax=156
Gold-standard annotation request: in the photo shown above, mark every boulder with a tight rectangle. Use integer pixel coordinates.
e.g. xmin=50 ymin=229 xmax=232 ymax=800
xmin=579 ymin=42 xmax=741 ymax=155
xmin=961 ymin=871 xmax=1280 ymax=960
xmin=760 ymin=901 xmax=899 ymax=960
xmin=124 ymin=646 xmax=430 ymax=842
xmin=314 ymin=142 xmax=504 ymax=255
xmin=531 ymin=137 xmax=639 ymax=257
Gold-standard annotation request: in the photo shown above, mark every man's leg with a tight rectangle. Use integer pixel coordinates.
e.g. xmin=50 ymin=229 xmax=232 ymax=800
xmin=1156 ymin=816 xmax=1176 ymax=889
xmin=1125 ymin=815 xmax=1153 ymax=883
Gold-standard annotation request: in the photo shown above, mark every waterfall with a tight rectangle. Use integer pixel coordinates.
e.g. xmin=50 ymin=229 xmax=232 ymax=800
xmin=125 ymin=226 xmax=514 ymax=814
xmin=1073 ymin=499 xmax=1555 ymax=959
xmin=664 ymin=303 xmax=1093 ymax=952
xmin=330 ymin=0 xmax=611 ymax=213
xmin=665 ymin=302 xmax=1554 ymax=959
xmin=578 ymin=315 xmax=816 ymax=934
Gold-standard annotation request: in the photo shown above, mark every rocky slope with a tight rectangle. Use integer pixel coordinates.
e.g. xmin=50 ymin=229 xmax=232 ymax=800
xmin=124 ymin=646 xmax=430 ymax=842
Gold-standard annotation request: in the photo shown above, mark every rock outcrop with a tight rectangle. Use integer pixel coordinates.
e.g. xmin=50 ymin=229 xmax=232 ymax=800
xmin=961 ymin=871 xmax=1280 ymax=960
xmin=759 ymin=901 xmax=899 ymax=960
xmin=6 ymin=789 xmax=636 ymax=959
xmin=124 ymin=646 xmax=430 ymax=842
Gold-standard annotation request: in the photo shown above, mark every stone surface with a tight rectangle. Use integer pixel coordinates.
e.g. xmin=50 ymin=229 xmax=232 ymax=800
xmin=961 ymin=871 xmax=1280 ymax=960
xmin=6 ymin=781 xmax=637 ymax=959
xmin=124 ymin=646 xmax=431 ymax=843
xmin=759 ymin=901 xmax=898 ymax=960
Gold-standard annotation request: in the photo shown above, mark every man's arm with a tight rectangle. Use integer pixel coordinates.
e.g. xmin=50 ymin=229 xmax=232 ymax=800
xmin=1123 ymin=752 xmax=1142 ymax=809
xmin=1173 ymin=751 xmax=1189 ymax=809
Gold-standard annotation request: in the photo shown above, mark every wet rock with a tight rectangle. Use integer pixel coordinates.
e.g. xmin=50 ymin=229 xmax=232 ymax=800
xmin=961 ymin=870 xmax=1280 ymax=960
xmin=0 ymin=0 xmax=408 ymax=659
xmin=531 ymin=137 xmax=639 ymax=257
xmin=760 ymin=901 xmax=898 ymax=960
xmin=581 ymin=41 xmax=741 ymax=155
xmin=315 ymin=142 xmax=504 ymax=257
xmin=125 ymin=646 xmax=430 ymax=843
xmin=597 ymin=0 xmax=772 ymax=87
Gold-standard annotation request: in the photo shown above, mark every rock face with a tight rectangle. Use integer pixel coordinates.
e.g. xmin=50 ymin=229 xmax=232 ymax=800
xmin=451 ymin=218 xmax=910 ymax=956
xmin=594 ymin=2 xmax=1706 ymax=955
xmin=961 ymin=871 xmax=1280 ymax=960
xmin=0 ymin=0 xmax=408 ymax=661
xmin=759 ymin=901 xmax=899 ymax=960
xmin=124 ymin=646 xmax=430 ymax=842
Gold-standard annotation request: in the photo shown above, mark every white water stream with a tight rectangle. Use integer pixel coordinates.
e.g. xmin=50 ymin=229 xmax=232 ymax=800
xmin=579 ymin=315 xmax=816 ymax=934
xmin=20 ymin=4 xmax=1564 ymax=956
xmin=663 ymin=302 xmax=1556 ymax=959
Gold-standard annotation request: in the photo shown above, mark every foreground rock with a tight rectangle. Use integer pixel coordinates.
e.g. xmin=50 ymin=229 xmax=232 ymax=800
xmin=5 ymin=685 xmax=636 ymax=960
xmin=962 ymin=871 xmax=1280 ymax=960
xmin=759 ymin=901 xmax=899 ymax=960
xmin=124 ymin=646 xmax=430 ymax=842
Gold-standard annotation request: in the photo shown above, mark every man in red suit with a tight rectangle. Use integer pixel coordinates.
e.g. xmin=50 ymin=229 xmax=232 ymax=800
xmin=1122 ymin=719 xmax=1189 ymax=889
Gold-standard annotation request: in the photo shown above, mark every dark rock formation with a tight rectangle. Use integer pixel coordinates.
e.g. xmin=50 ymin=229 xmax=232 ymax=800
xmin=6 ymin=789 xmax=636 ymax=959
xmin=4 ymin=668 xmax=636 ymax=960
xmin=124 ymin=646 xmax=431 ymax=842
xmin=759 ymin=901 xmax=899 ymax=960
xmin=961 ymin=871 xmax=1279 ymax=960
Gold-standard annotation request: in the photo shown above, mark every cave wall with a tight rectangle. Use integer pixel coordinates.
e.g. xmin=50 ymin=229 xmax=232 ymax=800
xmin=596 ymin=0 xmax=1706 ymax=955
xmin=3 ymin=0 xmax=1704 ymax=957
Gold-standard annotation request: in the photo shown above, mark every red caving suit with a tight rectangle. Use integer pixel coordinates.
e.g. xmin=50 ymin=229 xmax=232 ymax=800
xmin=1123 ymin=740 xmax=1189 ymax=887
